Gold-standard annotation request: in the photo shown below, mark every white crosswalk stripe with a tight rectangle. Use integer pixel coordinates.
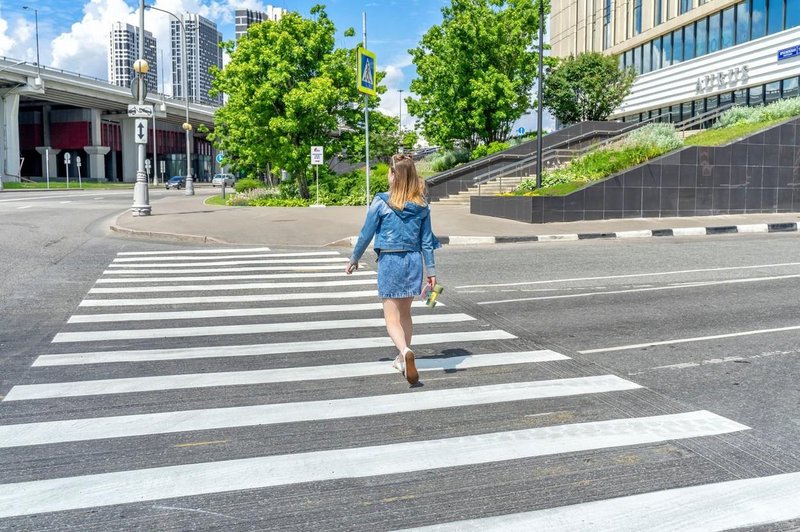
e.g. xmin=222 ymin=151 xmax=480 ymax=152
xmin=0 ymin=246 xmax=790 ymax=528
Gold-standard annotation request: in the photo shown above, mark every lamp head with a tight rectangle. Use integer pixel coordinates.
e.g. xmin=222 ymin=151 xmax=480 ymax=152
xmin=133 ymin=59 xmax=149 ymax=74
xmin=182 ymin=122 xmax=192 ymax=131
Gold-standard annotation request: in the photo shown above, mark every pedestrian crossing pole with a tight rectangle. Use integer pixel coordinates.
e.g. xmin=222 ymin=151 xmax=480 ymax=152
xmin=363 ymin=12 xmax=370 ymax=209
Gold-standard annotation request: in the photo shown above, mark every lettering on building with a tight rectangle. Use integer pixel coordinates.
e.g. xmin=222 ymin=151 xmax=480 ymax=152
xmin=696 ymin=65 xmax=749 ymax=93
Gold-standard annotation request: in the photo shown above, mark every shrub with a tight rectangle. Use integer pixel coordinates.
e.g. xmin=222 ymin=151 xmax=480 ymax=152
xmin=713 ymin=105 xmax=765 ymax=128
xmin=234 ymin=177 xmax=264 ymax=193
xmin=471 ymin=141 xmax=510 ymax=160
xmin=430 ymin=149 xmax=470 ymax=172
xmin=761 ymin=96 xmax=800 ymax=121
xmin=624 ymin=123 xmax=683 ymax=151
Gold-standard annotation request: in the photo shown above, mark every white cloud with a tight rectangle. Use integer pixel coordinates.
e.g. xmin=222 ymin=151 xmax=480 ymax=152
xmin=0 ymin=15 xmax=39 ymax=64
xmin=378 ymin=53 xmax=416 ymax=130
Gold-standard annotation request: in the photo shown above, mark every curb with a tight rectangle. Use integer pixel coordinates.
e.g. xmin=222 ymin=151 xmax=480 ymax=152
xmin=110 ymin=224 xmax=229 ymax=245
xmin=332 ymin=222 xmax=798 ymax=248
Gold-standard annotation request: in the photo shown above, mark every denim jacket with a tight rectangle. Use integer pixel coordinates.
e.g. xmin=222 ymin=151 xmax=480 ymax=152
xmin=350 ymin=192 xmax=441 ymax=276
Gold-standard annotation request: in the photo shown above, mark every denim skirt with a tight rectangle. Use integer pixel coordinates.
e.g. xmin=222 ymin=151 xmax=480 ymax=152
xmin=377 ymin=251 xmax=423 ymax=299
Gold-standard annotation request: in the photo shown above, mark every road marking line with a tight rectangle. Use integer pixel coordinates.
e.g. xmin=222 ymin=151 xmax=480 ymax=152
xmin=52 ymin=314 xmax=474 ymax=343
xmin=112 ymin=252 xmax=339 ymax=263
xmin=88 ymin=278 xmax=376 ymax=294
xmin=0 ymin=411 xmax=747 ymax=519
xmin=60 ymin=201 xmax=72 ymax=204
xmin=33 ymin=330 xmax=517 ymax=366
xmin=174 ymin=441 xmax=227 ymax=448
xmin=0 ymin=376 xmax=641 ymax=447
xmin=17 ymin=205 xmax=32 ymax=209
xmin=6 ymin=351 xmax=559 ymax=400
xmin=456 ymin=262 xmax=800 ymax=289
xmin=579 ymin=324 xmax=800 ymax=354
xmin=404 ymin=472 xmax=800 ymax=532
xmin=103 ymin=265 xmax=350 ymax=274
xmin=0 ymin=192 xmax=129 ymax=203
xmin=79 ymin=290 xmax=379 ymax=307
xmin=478 ymin=273 xmax=800 ymax=305
xmin=94 ymin=271 xmax=376 ymax=283
xmin=67 ymin=300 xmax=425 ymax=324
xmin=117 ymin=247 xmax=272 ymax=256
xmin=106 ymin=258 xmax=349 ymax=268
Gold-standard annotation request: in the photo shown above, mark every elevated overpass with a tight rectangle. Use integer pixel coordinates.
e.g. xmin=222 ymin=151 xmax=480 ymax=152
xmin=0 ymin=56 xmax=218 ymax=183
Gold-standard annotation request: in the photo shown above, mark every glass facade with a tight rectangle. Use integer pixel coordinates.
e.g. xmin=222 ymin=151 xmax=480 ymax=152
xmin=634 ymin=0 xmax=642 ymax=34
xmin=620 ymin=75 xmax=800 ymax=123
xmin=621 ymin=0 xmax=800 ymax=77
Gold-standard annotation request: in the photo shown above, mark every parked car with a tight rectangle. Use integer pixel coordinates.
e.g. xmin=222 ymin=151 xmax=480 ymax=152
xmin=212 ymin=173 xmax=235 ymax=187
xmin=165 ymin=176 xmax=186 ymax=190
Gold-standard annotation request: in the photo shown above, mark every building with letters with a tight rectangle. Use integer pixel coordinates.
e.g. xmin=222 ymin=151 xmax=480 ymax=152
xmin=550 ymin=0 xmax=800 ymax=122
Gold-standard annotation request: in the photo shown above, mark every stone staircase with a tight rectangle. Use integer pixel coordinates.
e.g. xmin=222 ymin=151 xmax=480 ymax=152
xmin=434 ymin=175 xmax=532 ymax=205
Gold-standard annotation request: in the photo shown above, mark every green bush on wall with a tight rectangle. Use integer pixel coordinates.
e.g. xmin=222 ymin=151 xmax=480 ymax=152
xmin=234 ymin=177 xmax=264 ymax=193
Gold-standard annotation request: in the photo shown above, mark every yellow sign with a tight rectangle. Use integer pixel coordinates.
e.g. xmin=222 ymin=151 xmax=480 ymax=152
xmin=357 ymin=48 xmax=377 ymax=96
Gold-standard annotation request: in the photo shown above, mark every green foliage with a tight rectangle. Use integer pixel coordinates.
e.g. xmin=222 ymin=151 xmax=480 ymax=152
xmin=234 ymin=177 xmax=264 ymax=193
xmin=623 ymin=123 xmax=683 ymax=151
xmin=686 ymin=118 xmax=785 ymax=146
xmin=402 ymin=130 xmax=419 ymax=151
xmin=209 ymin=5 xmax=381 ymax=199
xmin=514 ymin=123 xmax=680 ymax=194
xmin=348 ymin=112 xmax=401 ymax=163
xmin=430 ymin=149 xmax=471 ymax=172
xmin=542 ymin=52 xmax=636 ymax=125
xmin=471 ymin=141 xmax=510 ymax=160
xmin=714 ymin=96 xmax=800 ymax=128
xmin=408 ymin=0 xmax=543 ymax=150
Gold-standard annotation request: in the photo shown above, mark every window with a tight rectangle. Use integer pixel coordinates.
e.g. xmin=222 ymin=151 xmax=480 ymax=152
xmin=765 ymin=81 xmax=781 ymax=102
xmin=736 ymin=1 xmax=750 ymax=44
xmin=721 ymin=6 xmax=735 ymax=48
xmin=719 ymin=92 xmax=733 ymax=108
xmin=672 ymin=28 xmax=684 ymax=63
xmin=681 ymin=101 xmax=693 ymax=121
xmin=684 ymin=24 xmax=695 ymax=60
xmin=751 ymin=0 xmax=766 ymax=37
xmin=788 ymin=0 xmax=800 ymax=28
xmin=734 ymin=88 xmax=747 ymax=103
xmin=655 ymin=0 xmax=663 ymax=25
xmin=783 ymin=77 xmax=800 ymax=98
xmin=603 ymin=0 xmax=612 ymax=49
xmin=633 ymin=45 xmax=642 ymax=74
xmin=662 ymin=32 xmax=673 ymax=67
xmin=653 ymin=37 xmax=662 ymax=70
xmin=680 ymin=0 xmax=692 ymax=15
xmin=643 ymin=42 xmax=652 ymax=73
xmin=634 ymin=0 xmax=642 ymax=34
xmin=708 ymin=12 xmax=721 ymax=52
xmin=748 ymin=84 xmax=764 ymax=105
xmin=767 ymin=0 xmax=784 ymax=34
xmin=625 ymin=49 xmax=633 ymax=69
xmin=695 ymin=18 xmax=707 ymax=57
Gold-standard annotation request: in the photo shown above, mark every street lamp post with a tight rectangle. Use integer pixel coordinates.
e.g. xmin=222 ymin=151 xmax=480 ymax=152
xmin=398 ymin=89 xmax=404 ymax=152
xmin=22 ymin=6 xmax=40 ymax=81
xmin=131 ymin=0 xmax=151 ymax=216
xmin=145 ymin=5 xmax=193 ymax=195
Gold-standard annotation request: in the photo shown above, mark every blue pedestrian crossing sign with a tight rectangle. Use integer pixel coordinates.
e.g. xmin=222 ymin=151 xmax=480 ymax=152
xmin=357 ymin=48 xmax=377 ymax=96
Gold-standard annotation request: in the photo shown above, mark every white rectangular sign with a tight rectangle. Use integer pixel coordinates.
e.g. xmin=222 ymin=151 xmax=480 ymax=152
xmin=134 ymin=119 xmax=148 ymax=144
xmin=311 ymin=146 xmax=324 ymax=165
xmin=128 ymin=104 xmax=154 ymax=118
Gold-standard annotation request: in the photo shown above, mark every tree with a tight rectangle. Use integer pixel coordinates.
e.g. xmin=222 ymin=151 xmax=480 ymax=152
xmin=348 ymin=111 xmax=401 ymax=163
xmin=542 ymin=52 xmax=636 ymax=126
xmin=402 ymin=130 xmax=419 ymax=151
xmin=407 ymin=0 xmax=542 ymax=151
xmin=209 ymin=5 xmax=381 ymax=199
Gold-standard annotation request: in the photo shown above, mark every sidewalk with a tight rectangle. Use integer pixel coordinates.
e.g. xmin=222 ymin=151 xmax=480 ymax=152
xmin=111 ymin=188 xmax=800 ymax=247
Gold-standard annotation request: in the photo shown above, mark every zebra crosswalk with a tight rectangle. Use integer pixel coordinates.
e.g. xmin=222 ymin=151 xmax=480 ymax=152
xmin=0 ymin=246 xmax=798 ymax=530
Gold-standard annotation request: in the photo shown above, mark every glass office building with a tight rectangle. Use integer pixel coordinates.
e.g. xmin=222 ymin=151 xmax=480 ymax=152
xmin=550 ymin=0 xmax=800 ymax=123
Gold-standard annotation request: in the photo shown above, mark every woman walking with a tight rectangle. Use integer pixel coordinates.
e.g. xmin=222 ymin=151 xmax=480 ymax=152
xmin=346 ymin=154 xmax=440 ymax=385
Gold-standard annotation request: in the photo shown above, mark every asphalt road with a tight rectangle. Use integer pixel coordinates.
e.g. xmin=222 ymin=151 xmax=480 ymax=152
xmin=1 ymin=195 xmax=799 ymax=530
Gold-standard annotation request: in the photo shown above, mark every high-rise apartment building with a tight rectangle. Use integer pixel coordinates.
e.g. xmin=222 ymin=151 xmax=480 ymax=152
xmin=550 ymin=0 xmax=800 ymax=123
xmin=171 ymin=13 xmax=223 ymax=105
xmin=108 ymin=22 xmax=158 ymax=93
xmin=235 ymin=6 xmax=287 ymax=40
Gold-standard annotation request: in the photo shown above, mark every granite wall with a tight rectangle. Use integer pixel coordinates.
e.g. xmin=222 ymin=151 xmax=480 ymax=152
xmin=471 ymin=117 xmax=800 ymax=223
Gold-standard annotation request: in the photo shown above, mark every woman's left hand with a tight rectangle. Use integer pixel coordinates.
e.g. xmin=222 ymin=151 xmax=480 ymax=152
xmin=345 ymin=261 xmax=358 ymax=274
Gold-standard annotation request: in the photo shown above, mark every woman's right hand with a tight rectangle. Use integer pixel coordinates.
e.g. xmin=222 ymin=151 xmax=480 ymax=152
xmin=345 ymin=261 xmax=358 ymax=275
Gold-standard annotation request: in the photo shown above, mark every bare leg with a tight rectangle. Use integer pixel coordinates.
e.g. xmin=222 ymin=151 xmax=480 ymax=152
xmin=382 ymin=297 xmax=414 ymax=351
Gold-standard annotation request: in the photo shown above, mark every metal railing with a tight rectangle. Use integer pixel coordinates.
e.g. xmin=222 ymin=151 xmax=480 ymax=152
xmin=673 ymin=104 xmax=734 ymax=132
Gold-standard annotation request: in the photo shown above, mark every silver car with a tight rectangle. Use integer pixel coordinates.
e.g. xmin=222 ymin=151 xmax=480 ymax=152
xmin=212 ymin=173 xmax=235 ymax=187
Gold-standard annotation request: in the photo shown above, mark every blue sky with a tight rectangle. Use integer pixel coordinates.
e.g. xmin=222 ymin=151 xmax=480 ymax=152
xmin=0 ymin=0 xmax=550 ymax=134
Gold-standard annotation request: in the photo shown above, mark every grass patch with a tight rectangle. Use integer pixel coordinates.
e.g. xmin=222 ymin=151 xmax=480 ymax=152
xmin=507 ymin=180 xmax=590 ymax=197
xmin=205 ymin=194 xmax=229 ymax=206
xmin=684 ymin=118 xmax=786 ymax=146
xmin=2 ymin=181 xmax=134 ymax=189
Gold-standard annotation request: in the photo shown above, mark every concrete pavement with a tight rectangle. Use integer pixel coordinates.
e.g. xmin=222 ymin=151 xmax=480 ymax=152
xmin=110 ymin=187 xmax=800 ymax=247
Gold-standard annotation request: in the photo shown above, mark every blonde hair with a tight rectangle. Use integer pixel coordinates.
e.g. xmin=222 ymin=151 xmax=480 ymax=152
xmin=388 ymin=154 xmax=426 ymax=210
